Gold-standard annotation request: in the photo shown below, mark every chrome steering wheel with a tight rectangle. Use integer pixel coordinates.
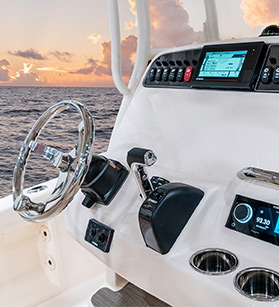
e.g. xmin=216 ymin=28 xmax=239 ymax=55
xmin=13 ymin=100 xmax=94 ymax=222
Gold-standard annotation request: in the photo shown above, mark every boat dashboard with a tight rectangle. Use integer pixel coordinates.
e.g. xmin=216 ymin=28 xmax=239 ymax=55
xmin=64 ymin=36 xmax=279 ymax=306
xmin=144 ymin=40 xmax=279 ymax=92
xmin=13 ymin=36 xmax=279 ymax=306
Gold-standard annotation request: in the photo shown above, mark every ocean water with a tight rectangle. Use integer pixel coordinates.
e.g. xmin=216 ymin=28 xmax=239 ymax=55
xmin=0 ymin=87 xmax=122 ymax=198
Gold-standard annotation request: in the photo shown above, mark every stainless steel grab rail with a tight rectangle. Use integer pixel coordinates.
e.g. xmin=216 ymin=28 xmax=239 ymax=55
xmin=237 ymin=167 xmax=279 ymax=186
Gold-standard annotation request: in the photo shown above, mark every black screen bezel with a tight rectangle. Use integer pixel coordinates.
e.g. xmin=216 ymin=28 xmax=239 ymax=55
xmin=226 ymin=195 xmax=279 ymax=247
xmin=192 ymin=42 xmax=266 ymax=90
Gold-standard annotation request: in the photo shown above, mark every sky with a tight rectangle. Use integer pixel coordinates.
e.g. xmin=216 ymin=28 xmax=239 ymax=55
xmin=0 ymin=0 xmax=278 ymax=87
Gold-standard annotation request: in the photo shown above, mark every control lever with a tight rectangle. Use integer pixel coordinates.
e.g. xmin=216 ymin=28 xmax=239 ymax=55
xmin=127 ymin=148 xmax=157 ymax=199
xmin=127 ymin=147 xmax=204 ymax=254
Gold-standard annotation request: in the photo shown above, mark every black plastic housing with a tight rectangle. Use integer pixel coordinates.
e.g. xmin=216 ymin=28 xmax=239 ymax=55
xmin=139 ymin=182 xmax=204 ymax=254
xmin=81 ymin=155 xmax=128 ymax=207
xmin=191 ymin=42 xmax=267 ymax=90
xmin=85 ymin=218 xmax=114 ymax=253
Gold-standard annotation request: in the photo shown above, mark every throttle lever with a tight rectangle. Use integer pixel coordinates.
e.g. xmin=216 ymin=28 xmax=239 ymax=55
xmin=127 ymin=148 xmax=157 ymax=199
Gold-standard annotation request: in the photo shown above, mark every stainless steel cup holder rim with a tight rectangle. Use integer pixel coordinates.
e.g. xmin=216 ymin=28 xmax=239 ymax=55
xmin=234 ymin=267 xmax=279 ymax=301
xmin=189 ymin=248 xmax=238 ymax=276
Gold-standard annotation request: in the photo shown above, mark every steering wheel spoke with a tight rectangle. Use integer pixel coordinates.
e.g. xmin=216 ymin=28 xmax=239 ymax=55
xmin=16 ymin=195 xmax=45 ymax=214
xmin=13 ymin=100 xmax=95 ymax=222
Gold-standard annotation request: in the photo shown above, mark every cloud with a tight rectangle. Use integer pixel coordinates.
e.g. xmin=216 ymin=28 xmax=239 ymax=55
xmin=0 ymin=59 xmax=10 ymax=67
xmin=11 ymin=63 xmax=47 ymax=85
xmin=87 ymin=33 xmax=102 ymax=44
xmin=149 ymin=0 xmax=202 ymax=47
xmin=241 ymin=0 xmax=279 ymax=28
xmin=127 ymin=0 xmax=201 ymax=47
xmin=50 ymin=50 xmax=73 ymax=63
xmin=9 ymin=48 xmax=46 ymax=60
xmin=121 ymin=35 xmax=137 ymax=76
xmin=67 ymin=34 xmax=136 ymax=79
xmin=37 ymin=66 xmax=67 ymax=73
xmin=0 ymin=58 xmax=10 ymax=81
xmin=69 ymin=59 xmax=98 ymax=75
xmin=125 ymin=0 xmax=137 ymax=29
xmin=95 ymin=35 xmax=137 ymax=77
xmin=128 ymin=0 xmax=136 ymax=15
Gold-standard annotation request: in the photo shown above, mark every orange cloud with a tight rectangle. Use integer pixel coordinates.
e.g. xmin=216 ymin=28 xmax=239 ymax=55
xmin=11 ymin=63 xmax=46 ymax=85
xmin=125 ymin=0 xmax=137 ymax=29
xmin=129 ymin=0 xmax=136 ymax=15
xmin=149 ymin=0 xmax=201 ymax=47
xmin=37 ymin=67 xmax=67 ymax=73
xmin=87 ymin=33 xmax=102 ymax=44
xmin=53 ymin=34 xmax=137 ymax=86
xmin=95 ymin=35 xmax=137 ymax=78
xmin=241 ymin=0 xmax=279 ymax=28
xmin=0 ymin=59 xmax=10 ymax=81
xmin=69 ymin=59 xmax=98 ymax=75
xmin=127 ymin=0 xmax=201 ymax=47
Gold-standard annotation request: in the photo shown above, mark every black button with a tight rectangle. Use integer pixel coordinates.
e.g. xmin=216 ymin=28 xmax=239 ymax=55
xmin=155 ymin=67 xmax=163 ymax=81
xmin=169 ymin=68 xmax=177 ymax=81
xmin=270 ymin=57 xmax=277 ymax=65
xmin=162 ymin=68 xmax=170 ymax=81
xmin=261 ymin=66 xmax=273 ymax=84
xmin=82 ymin=196 xmax=95 ymax=208
xmin=192 ymin=59 xmax=198 ymax=66
xmin=98 ymin=233 xmax=107 ymax=244
xmin=273 ymin=66 xmax=279 ymax=84
xmin=149 ymin=68 xmax=156 ymax=81
xmin=177 ymin=67 xmax=186 ymax=82
xmin=235 ymin=205 xmax=249 ymax=220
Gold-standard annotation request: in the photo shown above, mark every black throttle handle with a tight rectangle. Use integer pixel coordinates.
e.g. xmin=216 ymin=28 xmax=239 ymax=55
xmin=127 ymin=147 xmax=157 ymax=168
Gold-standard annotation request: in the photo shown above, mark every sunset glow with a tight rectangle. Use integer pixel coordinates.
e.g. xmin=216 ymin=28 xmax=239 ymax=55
xmin=0 ymin=0 xmax=276 ymax=87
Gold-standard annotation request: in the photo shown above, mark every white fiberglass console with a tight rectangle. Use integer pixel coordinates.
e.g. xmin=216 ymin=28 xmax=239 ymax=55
xmin=66 ymin=37 xmax=279 ymax=306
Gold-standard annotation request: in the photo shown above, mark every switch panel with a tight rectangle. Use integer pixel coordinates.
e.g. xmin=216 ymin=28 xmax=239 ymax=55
xmin=256 ymin=44 xmax=279 ymax=92
xmin=144 ymin=48 xmax=201 ymax=89
xmin=85 ymin=219 xmax=114 ymax=253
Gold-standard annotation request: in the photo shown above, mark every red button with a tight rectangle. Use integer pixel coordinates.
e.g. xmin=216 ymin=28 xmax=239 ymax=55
xmin=184 ymin=66 xmax=194 ymax=82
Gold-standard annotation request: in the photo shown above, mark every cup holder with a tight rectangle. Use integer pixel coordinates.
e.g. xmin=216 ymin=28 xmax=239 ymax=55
xmin=189 ymin=248 xmax=238 ymax=276
xmin=234 ymin=267 xmax=279 ymax=301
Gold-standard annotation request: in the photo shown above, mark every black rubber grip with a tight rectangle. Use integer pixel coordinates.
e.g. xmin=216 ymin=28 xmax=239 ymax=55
xmin=127 ymin=147 xmax=151 ymax=168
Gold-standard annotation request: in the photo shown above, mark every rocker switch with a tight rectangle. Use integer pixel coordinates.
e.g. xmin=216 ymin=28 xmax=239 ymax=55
xmin=261 ymin=66 xmax=273 ymax=84
xmin=184 ymin=66 xmax=194 ymax=82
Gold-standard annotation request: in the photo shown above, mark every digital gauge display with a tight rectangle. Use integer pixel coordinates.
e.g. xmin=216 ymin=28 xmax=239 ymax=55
xmin=192 ymin=42 xmax=267 ymax=90
xmin=198 ymin=50 xmax=248 ymax=79
xmin=253 ymin=206 xmax=279 ymax=236
xmin=226 ymin=195 xmax=279 ymax=247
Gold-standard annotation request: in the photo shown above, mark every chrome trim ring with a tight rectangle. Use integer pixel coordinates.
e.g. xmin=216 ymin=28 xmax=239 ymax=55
xmin=189 ymin=248 xmax=238 ymax=276
xmin=234 ymin=267 xmax=279 ymax=301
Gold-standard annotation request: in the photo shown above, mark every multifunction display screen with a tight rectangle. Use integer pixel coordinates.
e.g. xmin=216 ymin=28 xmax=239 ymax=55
xmin=253 ymin=206 xmax=279 ymax=237
xmin=226 ymin=195 xmax=279 ymax=247
xmin=192 ymin=42 xmax=266 ymax=90
xmin=198 ymin=50 xmax=248 ymax=79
